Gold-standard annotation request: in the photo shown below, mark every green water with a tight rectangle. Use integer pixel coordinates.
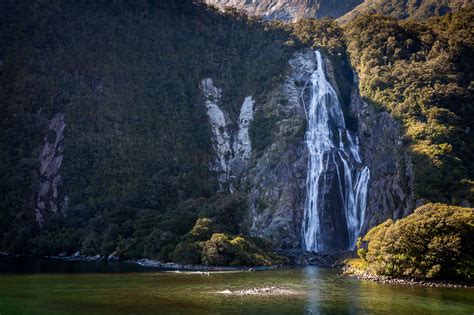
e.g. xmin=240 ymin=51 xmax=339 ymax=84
xmin=0 ymin=258 xmax=472 ymax=314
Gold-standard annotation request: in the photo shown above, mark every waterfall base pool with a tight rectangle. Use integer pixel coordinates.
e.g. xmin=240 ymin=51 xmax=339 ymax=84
xmin=0 ymin=257 xmax=472 ymax=314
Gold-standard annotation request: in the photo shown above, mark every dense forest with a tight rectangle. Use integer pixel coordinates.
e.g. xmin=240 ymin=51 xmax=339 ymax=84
xmin=0 ymin=0 xmax=472 ymax=268
xmin=345 ymin=9 xmax=473 ymax=203
xmin=339 ymin=0 xmax=471 ymax=23
xmin=0 ymin=0 xmax=293 ymax=262
xmin=355 ymin=203 xmax=473 ymax=281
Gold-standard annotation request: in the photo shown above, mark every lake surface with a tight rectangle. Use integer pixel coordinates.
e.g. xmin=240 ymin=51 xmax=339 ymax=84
xmin=0 ymin=257 xmax=472 ymax=315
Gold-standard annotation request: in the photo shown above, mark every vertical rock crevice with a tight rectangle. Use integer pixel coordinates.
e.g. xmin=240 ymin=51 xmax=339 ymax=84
xmin=200 ymin=78 xmax=255 ymax=192
xmin=35 ymin=112 xmax=66 ymax=225
xmin=201 ymin=78 xmax=233 ymax=188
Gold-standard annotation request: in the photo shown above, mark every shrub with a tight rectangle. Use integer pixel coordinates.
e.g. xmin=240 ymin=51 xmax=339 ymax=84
xmin=201 ymin=233 xmax=288 ymax=266
xmin=358 ymin=203 xmax=474 ymax=281
xmin=189 ymin=218 xmax=215 ymax=241
xmin=171 ymin=241 xmax=202 ymax=265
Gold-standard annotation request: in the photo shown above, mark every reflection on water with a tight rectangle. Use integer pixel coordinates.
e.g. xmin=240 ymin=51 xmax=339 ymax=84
xmin=303 ymin=266 xmax=361 ymax=315
xmin=0 ymin=256 xmax=157 ymax=274
xmin=304 ymin=266 xmax=321 ymax=315
xmin=0 ymin=258 xmax=472 ymax=315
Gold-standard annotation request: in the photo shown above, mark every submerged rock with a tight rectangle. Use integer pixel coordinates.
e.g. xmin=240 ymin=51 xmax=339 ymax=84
xmin=215 ymin=286 xmax=298 ymax=296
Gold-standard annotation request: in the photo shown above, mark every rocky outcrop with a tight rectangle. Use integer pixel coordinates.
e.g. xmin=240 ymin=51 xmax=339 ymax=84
xmin=204 ymin=0 xmax=362 ymax=21
xmin=231 ymin=96 xmax=255 ymax=177
xmin=201 ymin=78 xmax=233 ymax=188
xmin=246 ymin=51 xmax=311 ymax=250
xmin=349 ymin=75 xmax=414 ymax=234
xmin=201 ymin=78 xmax=255 ymax=191
xmin=233 ymin=96 xmax=255 ymax=162
xmin=35 ymin=113 xmax=66 ymax=225
xmin=205 ymin=0 xmax=467 ymax=23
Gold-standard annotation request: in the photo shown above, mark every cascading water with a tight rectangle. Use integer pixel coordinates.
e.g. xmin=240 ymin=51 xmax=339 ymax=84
xmin=302 ymin=51 xmax=370 ymax=252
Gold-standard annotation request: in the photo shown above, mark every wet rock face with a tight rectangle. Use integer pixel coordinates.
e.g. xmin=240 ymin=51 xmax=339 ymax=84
xmin=246 ymin=52 xmax=414 ymax=252
xmin=349 ymin=76 xmax=414 ymax=234
xmin=246 ymin=51 xmax=312 ymax=250
xmin=231 ymin=96 xmax=255 ymax=180
xmin=200 ymin=78 xmax=255 ymax=192
xmin=35 ymin=113 xmax=66 ymax=225
xmin=201 ymin=78 xmax=233 ymax=188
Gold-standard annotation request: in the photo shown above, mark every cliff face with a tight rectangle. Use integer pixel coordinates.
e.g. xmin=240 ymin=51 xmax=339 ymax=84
xmin=200 ymin=78 xmax=255 ymax=192
xmin=204 ymin=0 xmax=362 ymax=21
xmin=29 ymin=50 xmax=415 ymax=255
xmin=205 ymin=0 xmax=469 ymax=24
xmin=2 ymin=0 xmax=468 ymax=260
xmin=242 ymin=50 xmax=413 ymax=252
xmin=349 ymin=75 xmax=414 ymax=235
xmin=246 ymin=51 xmax=310 ymax=250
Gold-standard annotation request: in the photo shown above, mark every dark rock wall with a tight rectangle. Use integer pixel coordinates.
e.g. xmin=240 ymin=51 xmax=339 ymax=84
xmin=246 ymin=51 xmax=414 ymax=252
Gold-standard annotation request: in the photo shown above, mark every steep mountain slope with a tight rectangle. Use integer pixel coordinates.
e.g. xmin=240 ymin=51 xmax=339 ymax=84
xmin=344 ymin=9 xmax=474 ymax=204
xmin=0 ymin=0 xmax=471 ymax=263
xmin=339 ymin=0 xmax=471 ymax=23
xmin=0 ymin=0 xmax=293 ymax=258
xmin=204 ymin=0 xmax=470 ymax=22
xmin=204 ymin=0 xmax=363 ymax=21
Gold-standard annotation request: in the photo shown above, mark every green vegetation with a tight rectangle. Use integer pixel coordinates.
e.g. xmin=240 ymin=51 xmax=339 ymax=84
xmin=340 ymin=0 xmax=470 ymax=23
xmin=0 ymin=0 xmax=472 ymax=266
xmin=170 ymin=217 xmax=287 ymax=266
xmin=0 ymin=0 xmax=292 ymax=262
xmin=201 ymin=233 xmax=288 ymax=266
xmin=345 ymin=9 xmax=474 ymax=203
xmin=357 ymin=203 xmax=474 ymax=281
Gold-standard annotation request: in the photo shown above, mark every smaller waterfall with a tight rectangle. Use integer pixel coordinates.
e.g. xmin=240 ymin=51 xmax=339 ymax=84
xmin=302 ymin=51 xmax=370 ymax=252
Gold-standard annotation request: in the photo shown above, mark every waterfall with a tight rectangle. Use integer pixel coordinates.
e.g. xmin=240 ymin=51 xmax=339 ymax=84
xmin=302 ymin=51 xmax=370 ymax=252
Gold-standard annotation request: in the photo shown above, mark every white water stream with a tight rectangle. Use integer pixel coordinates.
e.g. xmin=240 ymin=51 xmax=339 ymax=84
xmin=302 ymin=51 xmax=370 ymax=252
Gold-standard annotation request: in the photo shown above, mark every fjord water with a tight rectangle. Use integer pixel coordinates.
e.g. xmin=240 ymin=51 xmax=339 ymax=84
xmin=1 ymin=258 xmax=473 ymax=315
xmin=303 ymin=51 xmax=370 ymax=252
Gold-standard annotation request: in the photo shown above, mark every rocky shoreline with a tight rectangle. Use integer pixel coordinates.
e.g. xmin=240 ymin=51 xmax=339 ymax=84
xmin=44 ymin=249 xmax=352 ymax=271
xmin=0 ymin=252 xmax=279 ymax=272
xmin=2 ymin=250 xmax=335 ymax=272
xmin=342 ymin=265 xmax=473 ymax=289
xmin=132 ymin=258 xmax=279 ymax=272
xmin=291 ymin=250 xmax=353 ymax=268
xmin=2 ymin=252 xmax=472 ymax=288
